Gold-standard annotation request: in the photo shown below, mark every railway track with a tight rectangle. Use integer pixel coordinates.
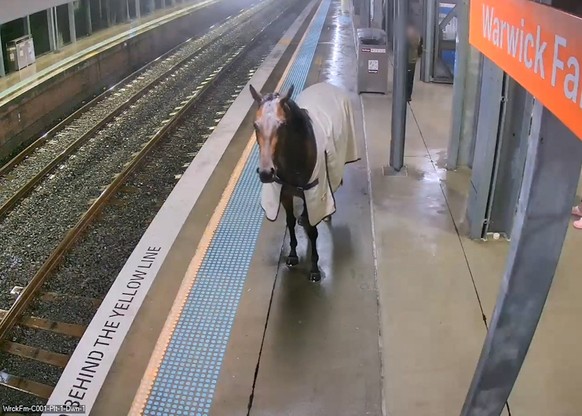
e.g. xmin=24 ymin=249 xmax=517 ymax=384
xmin=0 ymin=0 xmax=284 ymax=311
xmin=0 ymin=0 xmax=312 ymax=409
xmin=0 ymin=3 xmax=266 ymax=219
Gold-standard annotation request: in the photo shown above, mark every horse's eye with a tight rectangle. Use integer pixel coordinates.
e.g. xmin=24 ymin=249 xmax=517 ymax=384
xmin=253 ymin=122 xmax=259 ymax=130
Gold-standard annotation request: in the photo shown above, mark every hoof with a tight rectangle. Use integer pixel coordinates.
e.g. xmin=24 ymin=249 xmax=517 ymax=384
xmin=309 ymin=271 xmax=322 ymax=282
xmin=286 ymin=256 xmax=299 ymax=267
xmin=323 ymin=215 xmax=332 ymax=223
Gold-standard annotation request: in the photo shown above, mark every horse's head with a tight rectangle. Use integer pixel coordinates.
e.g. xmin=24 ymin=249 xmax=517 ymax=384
xmin=249 ymin=84 xmax=295 ymax=183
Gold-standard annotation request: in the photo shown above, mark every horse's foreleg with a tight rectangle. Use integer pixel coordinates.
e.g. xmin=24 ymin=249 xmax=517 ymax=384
xmin=297 ymin=199 xmax=309 ymax=227
xmin=281 ymin=194 xmax=299 ymax=267
xmin=306 ymin=225 xmax=321 ymax=282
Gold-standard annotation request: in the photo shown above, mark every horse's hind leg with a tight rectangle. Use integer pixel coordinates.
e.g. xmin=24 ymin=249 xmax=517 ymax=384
xmin=306 ymin=225 xmax=321 ymax=282
xmin=281 ymin=193 xmax=299 ymax=267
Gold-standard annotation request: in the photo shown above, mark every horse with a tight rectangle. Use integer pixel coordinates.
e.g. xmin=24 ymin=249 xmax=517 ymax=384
xmin=250 ymin=82 xmax=359 ymax=282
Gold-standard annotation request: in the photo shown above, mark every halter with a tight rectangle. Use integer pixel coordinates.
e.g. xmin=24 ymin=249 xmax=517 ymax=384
xmin=256 ymin=168 xmax=319 ymax=192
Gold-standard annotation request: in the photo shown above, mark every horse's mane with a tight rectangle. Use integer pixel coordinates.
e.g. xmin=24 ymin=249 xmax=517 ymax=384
xmin=282 ymin=98 xmax=313 ymax=135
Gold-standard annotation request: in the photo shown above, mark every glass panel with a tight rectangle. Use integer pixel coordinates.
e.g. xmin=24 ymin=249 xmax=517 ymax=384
xmin=56 ymin=4 xmax=71 ymax=46
xmin=74 ymin=0 xmax=91 ymax=38
xmin=29 ymin=11 xmax=51 ymax=55
xmin=432 ymin=1 xmax=457 ymax=83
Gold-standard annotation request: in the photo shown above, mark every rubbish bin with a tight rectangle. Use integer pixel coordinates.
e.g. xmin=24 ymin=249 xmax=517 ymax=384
xmin=357 ymin=28 xmax=388 ymax=94
xmin=6 ymin=36 xmax=33 ymax=72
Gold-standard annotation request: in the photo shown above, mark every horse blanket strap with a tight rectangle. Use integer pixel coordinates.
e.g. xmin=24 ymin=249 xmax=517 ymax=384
xmin=274 ymin=176 xmax=319 ymax=192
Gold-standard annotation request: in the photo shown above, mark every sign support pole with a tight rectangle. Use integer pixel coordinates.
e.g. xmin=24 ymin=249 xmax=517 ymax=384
xmin=0 ymin=31 xmax=5 ymax=77
xmin=460 ymin=102 xmax=582 ymax=415
xmin=462 ymin=0 xmax=582 ymax=413
xmin=387 ymin=0 xmax=407 ymax=173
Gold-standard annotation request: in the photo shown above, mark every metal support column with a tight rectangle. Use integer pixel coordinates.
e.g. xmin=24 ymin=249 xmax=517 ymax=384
xmin=106 ymin=0 xmax=112 ymax=27
xmin=383 ymin=0 xmax=394 ymax=45
xmin=0 ymin=31 xmax=5 ymax=77
xmin=68 ymin=2 xmax=77 ymax=43
xmin=85 ymin=0 xmax=93 ymax=35
xmin=420 ymin=0 xmax=435 ymax=82
xmin=387 ymin=0 xmax=408 ymax=172
xmin=486 ymin=83 xmax=534 ymax=237
xmin=47 ymin=7 xmax=59 ymax=51
xmin=460 ymin=102 xmax=582 ymax=415
xmin=466 ymin=56 xmax=538 ymax=240
xmin=362 ymin=0 xmax=371 ymax=28
xmin=458 ymin=47 xmax=482 ymax=168
xmin=136 ymin=0 xmax=141 ymax=18
xmin=25 ymin=16 xmax=32 ymax=35
xmin=465 ymin=57 xmax=505 ymax=239
xmin=448 ymin=0 xmax=469 ymax=169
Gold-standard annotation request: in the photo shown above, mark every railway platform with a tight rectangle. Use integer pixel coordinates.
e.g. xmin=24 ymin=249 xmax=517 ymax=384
xmin=0 ymin=0 xmax=262 ymax=160
xmin=0 ymin=2 xmax=194 ymax=97
xmin=2 ymin=0 xmax=582 ymax=415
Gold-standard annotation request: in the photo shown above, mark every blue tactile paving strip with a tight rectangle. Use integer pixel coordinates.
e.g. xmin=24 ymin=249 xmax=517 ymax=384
xmin=143 ymin=0 xmax=332 ymax=414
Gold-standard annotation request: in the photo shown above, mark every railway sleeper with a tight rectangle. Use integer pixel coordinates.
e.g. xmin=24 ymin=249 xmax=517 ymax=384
xmin=0 ymin=311 xmax=86 ymax=338
xmin=1 ymin=341 xmax=69 ymax=368
xmin=37 ymin=292 xmax=102 ymax=308
xmin=0 ymin=370 xmax=53 ymax=399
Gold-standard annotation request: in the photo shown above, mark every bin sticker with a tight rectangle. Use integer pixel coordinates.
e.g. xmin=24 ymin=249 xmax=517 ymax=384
xmin=361 ymin=48 xmax=386 ymax=53
xmin=368 ymin=60 xmax=379 ymax=73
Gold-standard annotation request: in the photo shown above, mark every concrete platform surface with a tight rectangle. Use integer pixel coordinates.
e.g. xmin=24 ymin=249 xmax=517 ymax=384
xmin=363 ymin=28 xmax=582 ymax=416
xmin=76 ymin=0 xmax=582 ymax=414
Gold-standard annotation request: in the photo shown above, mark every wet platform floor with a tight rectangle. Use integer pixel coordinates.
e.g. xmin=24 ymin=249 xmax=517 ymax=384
xmin=91 ymin=0 xmax=582 ymax=414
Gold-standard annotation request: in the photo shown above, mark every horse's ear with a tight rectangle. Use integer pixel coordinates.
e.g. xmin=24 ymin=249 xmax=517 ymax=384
xmin=249 ymin=84 xmax=262 ymax=104
xmin=281 ymin=85 xmax=294 ymax=104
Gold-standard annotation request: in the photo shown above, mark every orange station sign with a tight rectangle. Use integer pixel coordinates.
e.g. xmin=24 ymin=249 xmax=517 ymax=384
xmin=469 ymin=0 xmax=582 ymax=141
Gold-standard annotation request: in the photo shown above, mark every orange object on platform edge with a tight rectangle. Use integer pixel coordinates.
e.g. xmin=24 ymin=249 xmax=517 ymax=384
xmin=469 ymin=0 xmax=582 ymax=142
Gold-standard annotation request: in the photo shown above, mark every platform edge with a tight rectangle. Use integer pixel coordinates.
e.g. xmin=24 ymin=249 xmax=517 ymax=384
xmin=42 ymin=4 xmax=316 ymax=414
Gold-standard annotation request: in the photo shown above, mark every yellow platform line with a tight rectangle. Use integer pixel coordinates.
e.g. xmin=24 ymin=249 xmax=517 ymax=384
xmin=128 ymin=2 xmax=322 ymax=414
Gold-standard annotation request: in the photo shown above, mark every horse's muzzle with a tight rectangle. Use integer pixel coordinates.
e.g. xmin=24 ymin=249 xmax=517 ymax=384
xmin=257 ymin=167 xmax=275 ymax=183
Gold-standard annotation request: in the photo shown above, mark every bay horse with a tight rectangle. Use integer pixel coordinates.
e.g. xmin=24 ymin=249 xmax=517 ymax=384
xmin=250 ymin=82 xmax=359 ymax=282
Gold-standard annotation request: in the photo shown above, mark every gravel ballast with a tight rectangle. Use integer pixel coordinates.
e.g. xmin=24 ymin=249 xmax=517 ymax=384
xmin=0 ymin=0 xmax=309 ymax=410
xmin=0 ymin=0 xmax=285 ymax=311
